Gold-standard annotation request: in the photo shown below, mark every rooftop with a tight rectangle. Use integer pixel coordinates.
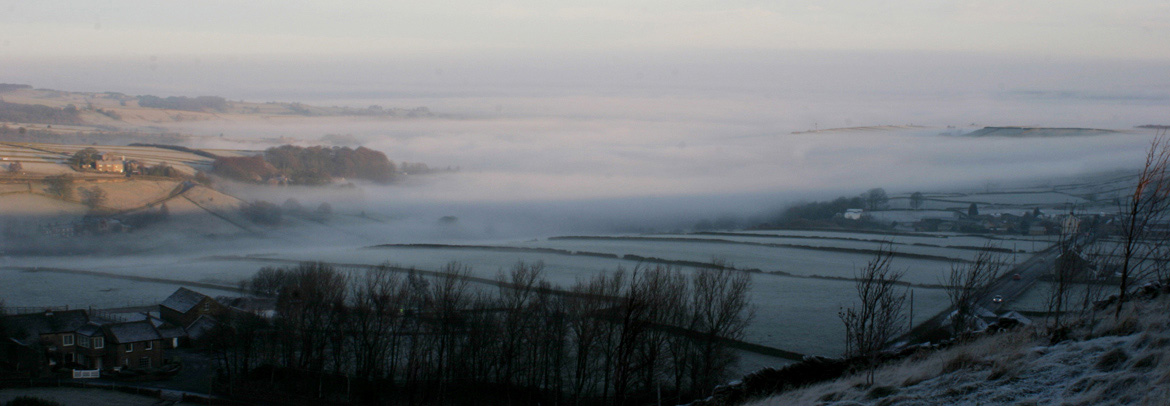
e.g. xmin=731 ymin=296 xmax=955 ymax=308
xmin=2 ymin=310 xmax=90 ymax=344
xmin=103 ymin=321 xmax=161 ymax=344
xmin=160 ymin=287 xmax=209 ymax=314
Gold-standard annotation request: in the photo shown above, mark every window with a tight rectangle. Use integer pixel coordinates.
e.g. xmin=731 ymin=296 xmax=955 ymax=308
xmin=93 ymin=337 xmax=104 ymax=349
xmin=138 ymin=357 xmax=151 ymax=368
xmin=145 ymin=341 xmax=153 ymax=351
xmin=125 ymin=343 xmax=133 ymax=352
xmin=67 ymin=353 xmax=75 ymax=363
xmin=78 ymin=336 xmax=89 ymax=348
xmin=203 ymin=303 xmax=210 ymax=312
xmin=62 ymin=334 xmax=74 ymax=346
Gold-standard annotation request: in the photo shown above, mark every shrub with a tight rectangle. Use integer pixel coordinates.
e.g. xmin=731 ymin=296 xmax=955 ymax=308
xmin=241 ymin=200 xmax=282 ymax=225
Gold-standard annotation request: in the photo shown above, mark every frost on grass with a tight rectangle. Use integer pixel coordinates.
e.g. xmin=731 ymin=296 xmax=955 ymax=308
xmin=748 ymin=296 xmax=1170 ymax=406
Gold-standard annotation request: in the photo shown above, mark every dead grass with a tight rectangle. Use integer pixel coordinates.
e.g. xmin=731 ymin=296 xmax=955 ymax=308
xmin=747 ymin=296 xmax=1170 ymax=406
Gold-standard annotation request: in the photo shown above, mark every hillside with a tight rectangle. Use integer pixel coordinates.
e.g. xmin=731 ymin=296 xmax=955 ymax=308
xmin=962 ymin=127 xmax=1122 ymax=138
xmin=739 ymin=291 xmax=1170 ymax=406
xmin=0 ymin=84 xmax=432 ymax=130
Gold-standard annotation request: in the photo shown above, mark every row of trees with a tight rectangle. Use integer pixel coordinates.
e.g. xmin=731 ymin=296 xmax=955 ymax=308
xmin=239 ymin=199 xmax=332 ymax=225
xmin=136 ymin=95 xmax=228 ymax=111
xmin=213 ymin=145 xmax=398 ymax=185
xmin=776 ymin=188 xmax=890 ymax=225
xmin=264 ymin=145 xmax=397 ymax=184
xmin=207 ymin=261 xmax=752 ymax=405
xmin=0 ymin=100 xmax=83 ymax=125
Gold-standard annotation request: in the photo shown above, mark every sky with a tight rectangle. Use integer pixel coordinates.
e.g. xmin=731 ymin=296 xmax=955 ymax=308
xmin=1 ymin=1 xmax=1168 ymax=59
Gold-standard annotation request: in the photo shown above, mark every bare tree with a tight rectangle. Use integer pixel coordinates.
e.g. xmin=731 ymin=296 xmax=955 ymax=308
xmin=839 ymin=245 xmax=907 ymax=385
xmin=688 ymin=263 xmax=753 ymax=394
xmin=944 ymin=245 xmax=1004 ymax=335
xmin=79 ymin=186 xmax=107 ymax=210
xmin=909 ymin=191 xmax=924 ymax=210
xmin=44 ymin=174 xmax=73 ymax=200
xmin=1116 ymin=132 xmax=1170 ymax=317
xmin=1045 ymin=233 xmax=1080 ymax=340
xmin=863 ymin=188 xmax=889 ymax=211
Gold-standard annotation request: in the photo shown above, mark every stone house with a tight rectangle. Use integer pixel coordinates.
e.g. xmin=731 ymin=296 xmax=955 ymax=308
xmin=159 ymin=287 xmax=228 ymax=328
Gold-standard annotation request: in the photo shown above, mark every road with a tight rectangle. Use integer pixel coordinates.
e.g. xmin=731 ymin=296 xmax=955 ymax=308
xmin=896 ymin=234 xmax=1083 ymax=346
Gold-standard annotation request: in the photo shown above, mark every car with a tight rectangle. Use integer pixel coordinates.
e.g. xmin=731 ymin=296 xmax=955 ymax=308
xmin=1012 ymin=273 xmax=1022 ymax=281
xmin=992 ymin=295 xmax=1004 ymax=304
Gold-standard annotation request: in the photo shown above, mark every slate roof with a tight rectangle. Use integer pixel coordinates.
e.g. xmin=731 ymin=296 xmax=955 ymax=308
xmin=2 ymin=310 xmax=90 ymax=343
xmin=160 ymin=287 xmax=209 ymax=313
xmin=185 ymin=315 xmax=218 ymax=341
xmin=76 ymin=323 xmax=105 ymax=337
xmin=217 ymin=296 xmax=276 ymax=314
xmin=157 ymin=325 xmax=187 ymax=340
xmin=103 ymin=321 xmax=161 ymax=344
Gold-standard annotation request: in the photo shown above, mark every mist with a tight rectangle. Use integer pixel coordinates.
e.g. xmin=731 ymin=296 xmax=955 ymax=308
xmin=3 ymin=50 xmax=1169 ymax=241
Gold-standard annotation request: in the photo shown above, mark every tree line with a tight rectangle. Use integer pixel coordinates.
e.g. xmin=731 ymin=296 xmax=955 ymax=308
xmin=136 ymin=95 xmax=228 ymax=112
xmin=205 ymin=261 xmax=752 ymax=405
xmin=0 ymin=101 xmax=83 ymax=125
xmin=213 ymin=145 xmax=397 ymax=185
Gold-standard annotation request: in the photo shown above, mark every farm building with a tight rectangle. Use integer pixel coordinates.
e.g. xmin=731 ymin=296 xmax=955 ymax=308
xmin=843 ymin=208 xmax=864 ymax=220
xmin=159 ymin=287 xmax=228 ymax=328
xmin=94 ymin=154 xmax=125 ymax=173
xmin=102 ymin=321 xmax=164 ymax=369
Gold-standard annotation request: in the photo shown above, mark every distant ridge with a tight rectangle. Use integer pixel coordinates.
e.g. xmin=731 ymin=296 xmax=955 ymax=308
xmin=962 ymin=126 xmax=1120 ymax=137
xmin=790 ymin=125 xmax=928 ymax=134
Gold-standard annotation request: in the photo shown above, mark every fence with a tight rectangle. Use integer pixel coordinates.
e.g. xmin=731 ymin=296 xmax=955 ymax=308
xmin=72 ymin=369 xmax=100 ymax=379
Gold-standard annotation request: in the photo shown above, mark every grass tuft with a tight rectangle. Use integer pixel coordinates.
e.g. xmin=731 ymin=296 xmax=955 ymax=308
xmin=1095 ymin=348 xmax=1129 ymax=372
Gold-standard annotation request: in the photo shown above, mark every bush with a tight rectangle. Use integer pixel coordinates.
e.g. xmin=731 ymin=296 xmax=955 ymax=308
xmin=212 ymin=156 xmax=280 ymax=182
xmin=241 ymin=200 xmax=282 ymax=225
xmin=44 ymin=174 xmax=74 ymax=200
xmin=67 ymin=147 xmax=101 ymax=169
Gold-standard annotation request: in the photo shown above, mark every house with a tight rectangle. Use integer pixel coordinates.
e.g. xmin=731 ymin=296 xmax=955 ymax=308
xmin=1028 ymin=224 xmax=1047 ymax=235
xmin=102 ymin=321 xmax=164 ymax=369
xmin=2 ymin=310 xmax=171 ymax=373
xmin=843 ymin=208 xmax=864 ymax=220
xmin=159 ymin=287 xmax=227 ymax=328
xmin=146 ymin=316 xmax=188 ymax=349
xmin=94 ymin=154 xmax=125 ymax=173
xmin=73 ymin=322 xmax=109 ymax=369
xmin=1 ymin=309 xmax=92 ymax=373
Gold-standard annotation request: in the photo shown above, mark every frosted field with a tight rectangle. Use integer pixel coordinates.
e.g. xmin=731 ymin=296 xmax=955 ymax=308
xmin=933 ymin=192 xmax=1087 ymax=206
xmin=639 ymin=233 xmax=1028 ymax=263
xmin=0 ymin=267 xmax=239 ymax=309
xmin=733 ymin=229 xmax=1055 ymax=250
xmin=506 ymin=238 xmax=956 ymax=285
